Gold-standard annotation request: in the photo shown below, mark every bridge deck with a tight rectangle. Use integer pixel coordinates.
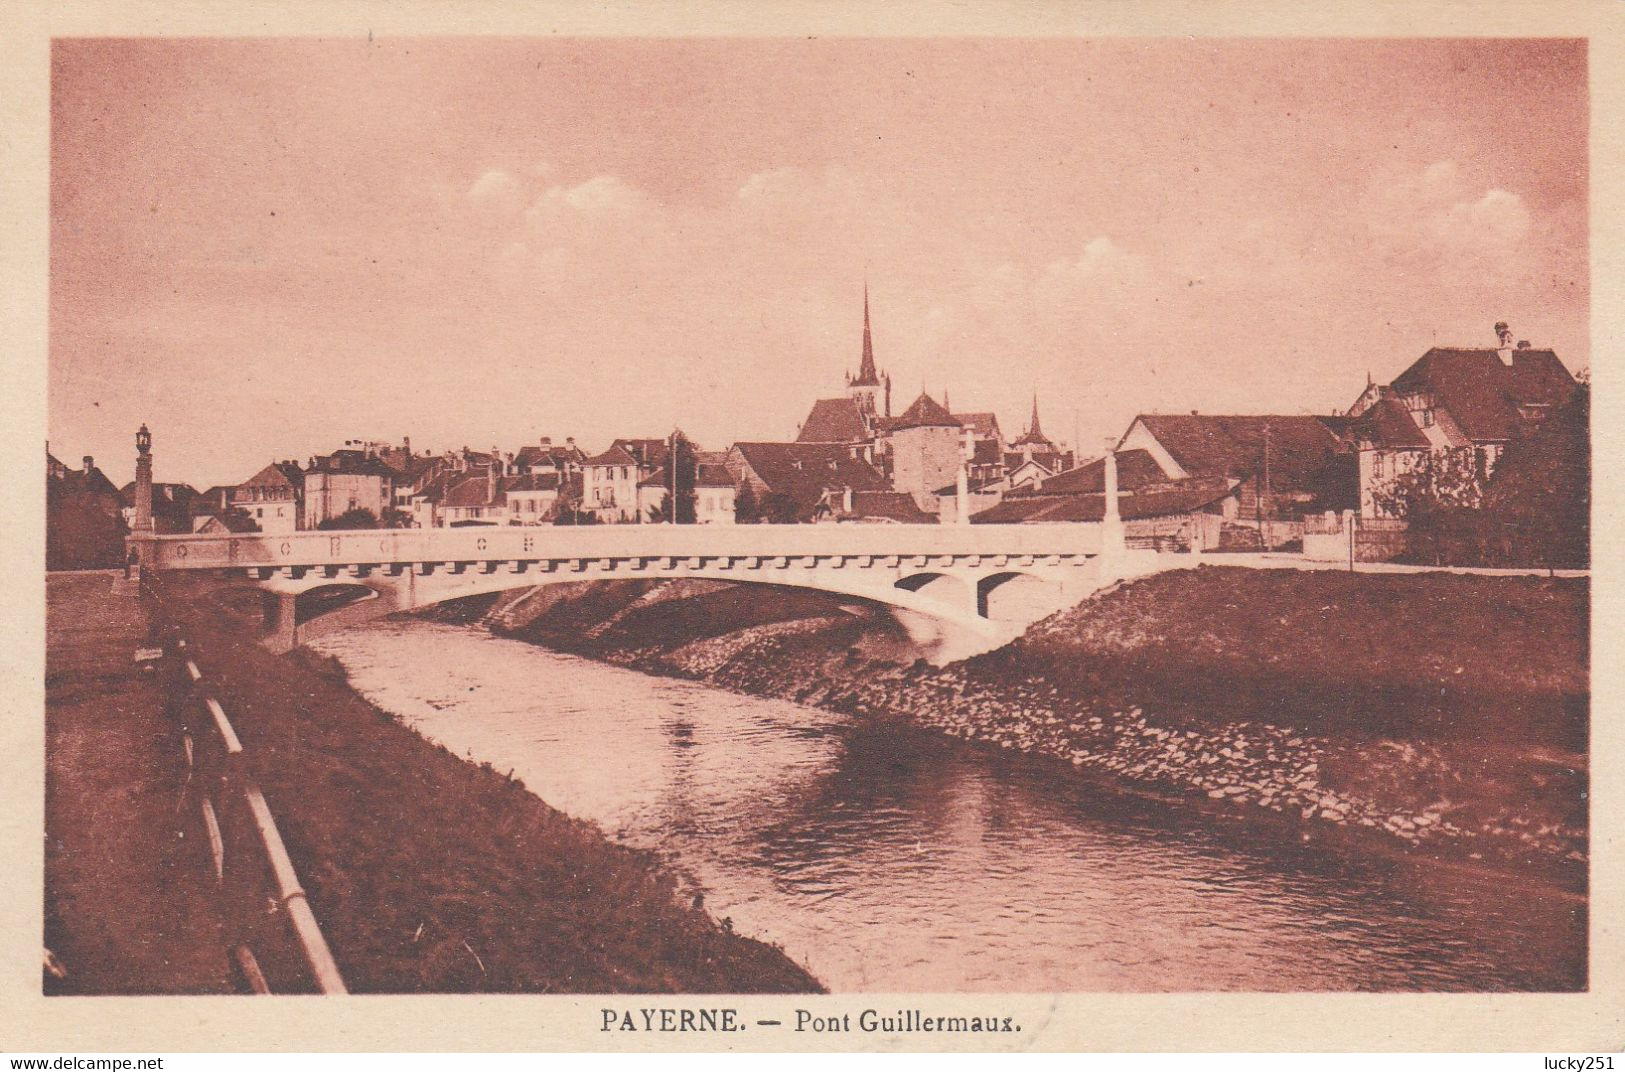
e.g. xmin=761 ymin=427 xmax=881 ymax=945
xmin=143 ymin=522 xmax=1108 ymax=571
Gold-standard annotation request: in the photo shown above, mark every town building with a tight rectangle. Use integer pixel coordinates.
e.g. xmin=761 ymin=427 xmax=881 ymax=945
xmin=726 ymin=441 xmax=890 ymax=523
xmin=1346 ymin=324 xmax=1577 ymax=518
xmin=302 ymin=448 xmax=397 ymax=527
xmin=636 ymin=453 xmax=738 ymax=524
xmin=885 ymin=392 xmax=962 ymax=510
xmin=1117 ymin=412 xmax=1357 ymax=535
xmin=46 ymin=447 xmax=126 ymax=570
xmin=228 ymin=461 xmax=303 ymax=534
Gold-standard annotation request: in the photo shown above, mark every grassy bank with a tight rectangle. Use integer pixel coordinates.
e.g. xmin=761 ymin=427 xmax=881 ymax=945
xmin=161 ymin=574 xmax=821 ymax=993
xmin=493 ymin=566 xmax=1588 ymax=886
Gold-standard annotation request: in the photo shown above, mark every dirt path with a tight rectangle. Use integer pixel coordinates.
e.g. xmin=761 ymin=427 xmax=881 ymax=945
xmin=44 ymin=570 xmax=235 ymax=995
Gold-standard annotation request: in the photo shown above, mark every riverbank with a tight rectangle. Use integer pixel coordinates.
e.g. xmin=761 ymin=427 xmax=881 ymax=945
xmin=45 ymin=571 xmax=236 ymax=994
xmin=486 ymin=566 xmax=1588 ymax=891
xmin=155 ymin=574 xmax=822 ymax=993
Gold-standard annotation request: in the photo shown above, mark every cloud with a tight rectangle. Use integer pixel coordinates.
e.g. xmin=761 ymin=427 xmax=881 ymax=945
xmin=467 ymin=169 xmax=523 ymax=214
xmin=1428 ymin=188 xmax=1531 ymax=251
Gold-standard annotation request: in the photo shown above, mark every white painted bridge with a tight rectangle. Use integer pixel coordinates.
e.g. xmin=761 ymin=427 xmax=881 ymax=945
xmin=135 ymin=521 xmax=1168 ymax=652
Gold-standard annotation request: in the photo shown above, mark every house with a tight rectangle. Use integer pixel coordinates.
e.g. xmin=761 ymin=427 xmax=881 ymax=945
xmin=302 ymin=449 xmax=397 ymax=527
xmin=884 ymin=392 xmax=961 ymax=510
xmin=636 ymin=454 xmax=738 ymax=524
xmin=514 ymin=438 xmax=586 ymax=478
xmin=501 ymin=472 xmax=563 ymax=524
xmin=1346 ymin=324 xmax=1577 ymax=518
xmin=47 ymin=449 xmax=127 ymax=570
xmin=229 ymin=461 xmax=303 ymax=533
xmin=438 ymin=465 xmax=506 ymax=526
xmin=1117 ymin=412 xmax=1357 ymax=526
xmin=581 ymin=445 xmax=644 ymax=522
xmin=977 ymin=448 xmax=1235 ymax=547
xmin=120 ymin=480 xmax=200 ymax=535
xmin=726 ymin=441 xmax=889 ymax=523
xmin=194 ymin=510 xmax=260 ymax=535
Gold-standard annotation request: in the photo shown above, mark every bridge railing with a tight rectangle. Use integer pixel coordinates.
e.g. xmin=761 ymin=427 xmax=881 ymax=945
xmin=139 ymin=569 xmax=348 ymax=995
xmin=145 ymin=520 xmax=1109 ymax=571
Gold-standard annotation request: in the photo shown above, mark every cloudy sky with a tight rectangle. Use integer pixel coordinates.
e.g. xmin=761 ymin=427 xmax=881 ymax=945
xmin=51 ymin=37 xmax=1586 ymax=487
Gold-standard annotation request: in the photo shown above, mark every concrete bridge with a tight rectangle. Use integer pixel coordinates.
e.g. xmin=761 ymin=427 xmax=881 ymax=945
xmin=133 ymin=520 xmax=1165 ymax=653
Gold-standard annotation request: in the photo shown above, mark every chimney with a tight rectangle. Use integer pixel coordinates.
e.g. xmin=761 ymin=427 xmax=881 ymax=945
xmin=1495 ymin=321 xmax=1515 ymax=366
xmin=403 ymin=436 xmax=411 ymax=454
xmin=82 ymin=456 xmax=93 ymax=473
xmin=487 ymin=462 xmax=497 ymax=503
xmin=843 ymin=485 xmax=853 ymax=513
xmin=1517 ymin=340 xmax=1531 ymax=350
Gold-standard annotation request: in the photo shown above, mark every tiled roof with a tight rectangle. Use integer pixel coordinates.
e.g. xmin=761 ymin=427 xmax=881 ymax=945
xmin=1133 ymin=414 xmax=1350 ymax=493
xmin=732 ymin=441 xmax=888 ymax=516
xmin=952 ymin=412 xmax=1001 ymax=439
xmin=1020 ymin=449 xmax=1166 ymax=496
xmin=973 ymin=476 xmax=1232 ymax=524
xmin=1352 ymin=397 xmax=1429 ymax=450
xmin=835 ymin=491 xmax=937 ymax=524
xmin=797 ymin=398 xmax=871 ymax=443
xmin=584 ymin=445 xmax=638 ymax=467
xmin=971 ymin=439 xmax=1002 ymax=466
xmin=441 ymin=471 xmax=499 ymax=508
xmin=1389 ymin=346 xmax=1576 ymax=443
xmin=889 ymin=393 xmax=960 ymax=431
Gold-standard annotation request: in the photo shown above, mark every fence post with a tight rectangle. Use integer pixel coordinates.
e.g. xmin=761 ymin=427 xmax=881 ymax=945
xmin=1344 ymin=510 xmax=1356 ymax=571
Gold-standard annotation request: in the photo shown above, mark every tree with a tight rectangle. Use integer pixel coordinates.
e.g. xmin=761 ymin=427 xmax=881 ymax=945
xmin=380 ymin=508 xmax=414 ymax=529
xmin=316 ymin=507 xmax=380 ymax=530
xmin=1369 ymin=447 xmax=1486 ymax=522
xmin=759 ymin=491 xmax=801 ymax=525
xmin=646 ymin=431 xmax=698 ymax=524
xmin=734 ymin=481 xmax=761 ymax=524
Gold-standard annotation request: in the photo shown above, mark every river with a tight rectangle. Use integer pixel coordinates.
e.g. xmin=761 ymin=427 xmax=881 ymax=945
xmin=306 ymin=618 xmax=1585 ymax=992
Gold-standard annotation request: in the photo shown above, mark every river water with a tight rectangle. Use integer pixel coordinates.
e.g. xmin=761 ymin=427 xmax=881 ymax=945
xmin=307 ymin=619 xmax=1585 ymax=992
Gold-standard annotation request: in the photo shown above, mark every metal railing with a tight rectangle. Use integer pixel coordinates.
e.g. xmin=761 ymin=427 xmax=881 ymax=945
xmin=139 ymin=568 xmax=347 ymax=995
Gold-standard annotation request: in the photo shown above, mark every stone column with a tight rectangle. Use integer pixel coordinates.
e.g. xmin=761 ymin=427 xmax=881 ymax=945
xmin=955 ymin=463 xmax=970 ymax=525
xmin=1101 ymin=438 xmax=1124 ymax=554
xmin=129 ymin=425 xmax=156 ymax=570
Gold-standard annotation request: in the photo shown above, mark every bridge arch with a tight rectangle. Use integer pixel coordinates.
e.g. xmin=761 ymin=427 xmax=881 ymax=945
xmin=977 ymin=570 xmax=1064 ymax=622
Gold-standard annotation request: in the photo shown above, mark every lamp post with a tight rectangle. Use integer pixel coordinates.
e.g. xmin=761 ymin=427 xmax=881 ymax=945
xmin=129 ymin=424 xmax=156 ymax=573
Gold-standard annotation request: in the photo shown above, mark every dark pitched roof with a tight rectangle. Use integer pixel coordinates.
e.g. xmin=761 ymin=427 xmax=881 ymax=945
xmin=441 ymin=472 xmax=499 ymax=509
xmin=889 ymin=393 xmax=960 ymax=431
xmin=1352 ymin=397 xmax=1430 ymax=450
xmin=973 ymin=476 xmax=1233 ymax=524
xmin=307 ymin=451 xmax=396 ymax=479
xmin=952 ymin=412 xmax=1001 ymax=440
xmin=1019 ymin=449 xmax=1166 ymax=496
xmin=1133 ymin=414 xmax=1350 ymax=493
xmin=732 ymin=442 xmax=888 ymax=516
xmin=610 ymin=438 xmax=671 ymax=468
xmin=584 ymin=445 xmax=638 ymax=468
xmin=797 ymin=397 xmax=871 ymax=443
xmin=1389 ymin=346 xmax=1576 ymax=443
xmin=197 ymin=511 xmax=260 ymax=534
xmin=834 ymin=490 xmax=936 ymax=524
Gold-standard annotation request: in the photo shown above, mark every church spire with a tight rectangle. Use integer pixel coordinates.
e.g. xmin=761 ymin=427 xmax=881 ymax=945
xmin=853 ymin=282 xmax=880 ymax=387
xmin=1029 ymin=392 xmax=1044 ymax=440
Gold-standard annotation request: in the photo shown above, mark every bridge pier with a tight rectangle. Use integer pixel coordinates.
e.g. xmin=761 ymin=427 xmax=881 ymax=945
xmin=264 ymin=592 xmax=298 ymax=654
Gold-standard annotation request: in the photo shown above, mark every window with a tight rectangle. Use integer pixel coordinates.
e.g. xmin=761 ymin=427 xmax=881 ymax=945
xmin=1420 ymin=409 xmax=1435 ymax=428
xmin=1374 ymin=453 xmax=1385 ymax=479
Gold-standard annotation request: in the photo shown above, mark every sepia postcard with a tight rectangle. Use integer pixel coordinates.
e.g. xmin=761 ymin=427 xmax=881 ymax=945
xmin=5 ymin=0 xmax=1625 ymax=1055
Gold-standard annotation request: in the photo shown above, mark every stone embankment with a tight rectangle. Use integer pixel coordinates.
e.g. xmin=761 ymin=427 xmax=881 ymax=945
xmin=493 ymin=567 xmax=1588 ymax=887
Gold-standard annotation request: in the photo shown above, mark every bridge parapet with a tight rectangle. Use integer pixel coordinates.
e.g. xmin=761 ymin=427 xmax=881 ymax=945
xmin=144 ymin=522 xmax=1110 ymax=572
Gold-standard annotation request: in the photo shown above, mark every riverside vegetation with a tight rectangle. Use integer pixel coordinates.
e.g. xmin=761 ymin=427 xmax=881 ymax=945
xmin=480 ymin=565 xmax=1587 ymax=890
xmin=159 ymin=573 xmax=822 ymax=993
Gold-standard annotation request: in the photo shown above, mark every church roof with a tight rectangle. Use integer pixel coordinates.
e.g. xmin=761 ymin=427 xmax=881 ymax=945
xmin=851 ymin=283 xmax=881 ymax=387
xmin=797 ymin=397 xmax=870 ymax=443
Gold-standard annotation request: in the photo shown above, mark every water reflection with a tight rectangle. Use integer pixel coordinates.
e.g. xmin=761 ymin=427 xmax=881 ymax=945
xmin=308 ymin=619 xmax=1584 ymax=992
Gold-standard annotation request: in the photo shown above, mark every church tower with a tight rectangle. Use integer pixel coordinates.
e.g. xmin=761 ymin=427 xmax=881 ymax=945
xmin=846 ymin=283 xmax=884 ymax=419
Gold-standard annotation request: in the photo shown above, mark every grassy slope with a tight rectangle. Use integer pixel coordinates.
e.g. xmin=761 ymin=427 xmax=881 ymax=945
xmin=976 ymin=566 xmax=1588 ymax=751
xmin=164 ymin=574 xmax=821 ymax=994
